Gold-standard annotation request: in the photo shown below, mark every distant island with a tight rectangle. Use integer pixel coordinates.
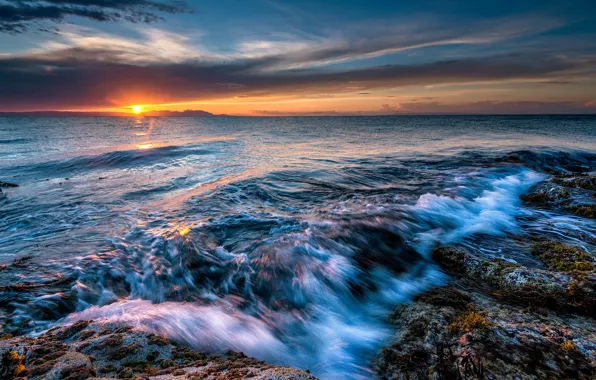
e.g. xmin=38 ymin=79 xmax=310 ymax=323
xmin=0 ymin=110 xmax=225 ymax=117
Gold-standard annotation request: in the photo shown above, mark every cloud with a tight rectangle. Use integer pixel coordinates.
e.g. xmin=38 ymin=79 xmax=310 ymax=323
xmin=252 ymin=100 xmax=596 ymax=116
xmin=0 ymin=9 xmax=594 ymax=111
xmin=30 ymin=26 xmax=219 ymax=64
xmin=381 ymin=100 xmax=596 ymax=114
xmin=0 ymin=0 xmax=189 ymax=34
xmin=238 ymin=15 xmax=565 ymax=70
xmin=0 ymin=42 xmax=594 ymax=110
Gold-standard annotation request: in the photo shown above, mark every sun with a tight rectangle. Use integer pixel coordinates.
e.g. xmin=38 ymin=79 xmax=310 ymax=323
xmin=132 ymin=105 xmax=143 ymax=114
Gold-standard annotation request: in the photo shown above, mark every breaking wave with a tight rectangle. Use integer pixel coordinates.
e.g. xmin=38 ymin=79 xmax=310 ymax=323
xmin=53 ymin=166 xmax=547 ymax=379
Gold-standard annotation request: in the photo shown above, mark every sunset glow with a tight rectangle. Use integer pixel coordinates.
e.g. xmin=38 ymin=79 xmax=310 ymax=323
xmin=0 ymin=1 xmax=594 ymax=115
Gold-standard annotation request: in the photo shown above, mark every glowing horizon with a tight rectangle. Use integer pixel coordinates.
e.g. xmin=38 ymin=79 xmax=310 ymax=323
xmin=0 ymin=1 xmax=595 ymax=115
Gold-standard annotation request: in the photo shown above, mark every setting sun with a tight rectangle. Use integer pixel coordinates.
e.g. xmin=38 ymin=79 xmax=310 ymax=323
xmin=132 ymin=105 xmax=143 ymax=114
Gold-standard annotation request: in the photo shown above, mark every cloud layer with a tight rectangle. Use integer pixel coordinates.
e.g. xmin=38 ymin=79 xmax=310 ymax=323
xmin=1 ymin=40 xmax=593 ymax=110
xmin=0 ymin=0 xmax=189 ymax=33
xmin=0 ymin=1 xmax=595 ymax=113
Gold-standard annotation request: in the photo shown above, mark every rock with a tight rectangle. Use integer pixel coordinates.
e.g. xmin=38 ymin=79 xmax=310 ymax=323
xmin=432 ymin=246 xmax=596 ymax=317
xmin=376 ymin=284 xmax=596 ymax=379
xmin=520 ymin=182 xmax=572 ymax=207
xmin=553 ymin=174 xmax=596 ymax=191
xmin=521 ymin=174 xmax=596 ymax=219
xmin=42 ymin=352 xmax=95 ymax=380
xmin=532 ymin=241 xmax=594 ymax=272
xmin=0 ymin=321 xmax=317 ymax=380
xmin=0 ymin=351 xmax=25 ymax=379
xmin=0 ymin=182 xmax=18 ymax=188
xmin=565 ymin=204 xmax=596 ymax=219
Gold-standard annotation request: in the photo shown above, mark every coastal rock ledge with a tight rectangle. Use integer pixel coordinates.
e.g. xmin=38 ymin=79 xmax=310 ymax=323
xmin=0 ymin=321 xmax=317 ymax=380
xmin=375 ymin=244 xmax=596 ymax=380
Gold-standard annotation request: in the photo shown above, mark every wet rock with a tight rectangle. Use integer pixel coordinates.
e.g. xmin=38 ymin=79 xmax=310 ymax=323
xmin=532 ymin=241 xmax=594 ymax=272
xmin=432 ymin=246 xmax=596 ymax=317
xmin=0 ymin=182 xmax=18 ymax=188
xmin=553 ymin=174 xmax=596 ymax=191
xmin=566 ymin=204 xmax=596 ymax=218
xmin=376 ymin=285 xmax=596 ymax=379
xmin=413 ymin=286 xmax=472 ymax=310
xmin=0 ymin=321 xmax=317 ymax=379
xmin=503 ymin=150 xmax=594 ymax=173
xmin=521 ymin=173 xmax=596 ymax=219
xmin=520 ymin=181 xmax=572 ymax=207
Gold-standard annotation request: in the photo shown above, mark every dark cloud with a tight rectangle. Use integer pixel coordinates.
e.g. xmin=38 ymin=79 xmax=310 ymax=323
xmin=0 ymin=0 xmax=189 ymax=33
xmin=0 ymin=44 xmax=594 ymax=110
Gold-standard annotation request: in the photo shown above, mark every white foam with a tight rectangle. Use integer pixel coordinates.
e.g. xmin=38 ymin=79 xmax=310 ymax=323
xmin=412 ymin=169 xmax=544 ymax=255
xmin=65 ymin=257 xmax=444 ymax=379
xmin=59 ymin=168 xmax=543 ymax=379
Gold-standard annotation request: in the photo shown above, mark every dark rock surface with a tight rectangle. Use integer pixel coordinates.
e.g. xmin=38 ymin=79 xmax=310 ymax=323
xmin=375 ymin=172 xmax=596 ymax=379
xmin=0 ymin=321 xmax=317 ymax=379
xmin=521 ymin=173 xmax=596 ymax=218
xmin=376 ymin=236 xmax=596 ymax=379
xmin=375 ymin=282 xmax=596 ymax=379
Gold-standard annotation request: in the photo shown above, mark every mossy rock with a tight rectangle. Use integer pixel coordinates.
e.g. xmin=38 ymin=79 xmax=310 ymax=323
xmin=448 ymin=310 xmax=491 ymax=334
xmin=414 ymin=286 xmax=471 ymax=310
xmin=532 ymin=241 xmax=594 ymax=272
xmin=107 ymin=343 xmax=141 ymax=361
xmin=565 ymin=204 xmax=596 ymax=219
xmin=431 ymin=247 xmax=466 ymax=275
xmin=553 ymin=175 xmax=596 ymax=191
xmin=433 ymin=246 xmax=596 ymax=318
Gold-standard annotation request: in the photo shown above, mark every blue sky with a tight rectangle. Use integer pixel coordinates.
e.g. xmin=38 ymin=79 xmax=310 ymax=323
xmin=0 ymin=0 xmax=595 ymax=114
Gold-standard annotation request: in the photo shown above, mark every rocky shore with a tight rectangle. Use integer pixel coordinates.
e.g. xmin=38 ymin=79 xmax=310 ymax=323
xmin=1 ymin=172 xmax=594 ymax=379
xmin=0 ymin=321 xmax=316 ymax=379
xmin=375 ymin=173 xmax=596 ymax=379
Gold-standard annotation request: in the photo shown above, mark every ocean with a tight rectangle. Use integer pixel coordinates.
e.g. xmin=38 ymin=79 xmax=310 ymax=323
xmin=1 ymin=115 xmax=595 ymax=378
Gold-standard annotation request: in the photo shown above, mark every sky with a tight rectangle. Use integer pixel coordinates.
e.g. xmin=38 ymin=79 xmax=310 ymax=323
xmin=0 ymin=0 xmax=595 ymax=115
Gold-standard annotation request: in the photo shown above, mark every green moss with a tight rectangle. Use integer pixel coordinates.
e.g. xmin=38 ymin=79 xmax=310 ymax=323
xmin=147 ymin=333 xmax=169 ymax=346
xmin=146 ymin=350 xmax=160 ymax=362
xmin=95 ymin=334 xmax=123 ymax=349
xmin=566 ymin=204 xmax=596 ymax=219
xmin=99 ymin=364 xmax=117 ymax=374
xmin=160 ymin=358 xmax=176 ymax=369
xmin=532 ymin=241 xmax=594 ymax=272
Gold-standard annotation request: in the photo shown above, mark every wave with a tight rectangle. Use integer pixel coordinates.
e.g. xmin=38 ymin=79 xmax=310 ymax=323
xmin=54 ymin=165 xmax=547 ymax=378
xmin=3 ymin=148 xmax=594 ymax=379
xmin=409 ymin=169 xmax=545 ymax=255
xmin=0 ymin=138 xmax=31 ymax=144
xmin=2 ymin=140 xmax=234 ymax=178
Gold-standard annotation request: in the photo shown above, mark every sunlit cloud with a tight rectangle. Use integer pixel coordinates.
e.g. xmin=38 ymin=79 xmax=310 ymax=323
xmin=29 ymin=25 xmax=222 ymax=64
xmin=0 ymin=2 xmax=594 ymax=114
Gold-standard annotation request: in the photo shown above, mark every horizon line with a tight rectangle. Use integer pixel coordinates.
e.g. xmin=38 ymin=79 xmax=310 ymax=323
xmin=1 ymin=111 xmax=596 ymax=117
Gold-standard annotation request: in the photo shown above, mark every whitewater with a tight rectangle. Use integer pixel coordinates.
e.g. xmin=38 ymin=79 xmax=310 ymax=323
xmin=1 ymin=115 xmax=595 ymax=378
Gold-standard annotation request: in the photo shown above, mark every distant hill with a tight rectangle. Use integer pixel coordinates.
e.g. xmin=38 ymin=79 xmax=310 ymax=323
xmin=145 ymin=110 xmax=216 ymax=117
xmin=0 ymin=110 xmax=222 ymax=117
